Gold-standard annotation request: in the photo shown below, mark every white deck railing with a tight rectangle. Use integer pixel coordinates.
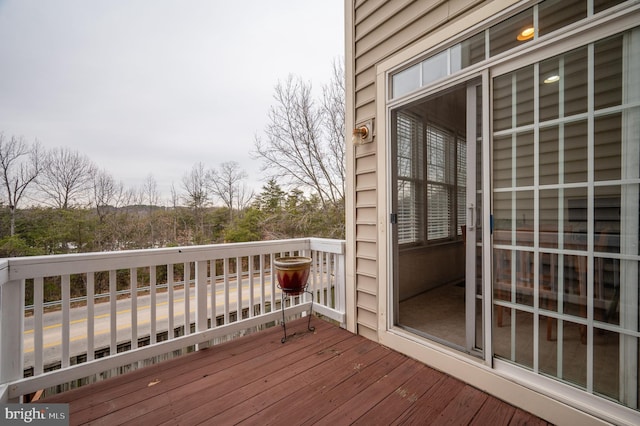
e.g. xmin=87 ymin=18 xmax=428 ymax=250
xmin=0 ymin=238 xmax=346 ymax=402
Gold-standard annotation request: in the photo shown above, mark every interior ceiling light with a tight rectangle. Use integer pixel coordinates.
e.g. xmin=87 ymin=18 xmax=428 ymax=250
xmin=517 ymin=26 xmax=535 ymax=41
xmin=544 ymin=75 xmax=560 ymax=84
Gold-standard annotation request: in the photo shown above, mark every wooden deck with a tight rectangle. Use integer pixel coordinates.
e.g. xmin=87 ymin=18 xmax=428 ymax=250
xmin=40 ymin=318 xmax=549 ymax=425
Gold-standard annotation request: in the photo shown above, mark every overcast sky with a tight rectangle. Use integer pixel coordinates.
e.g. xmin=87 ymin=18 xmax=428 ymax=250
xmin=0 ymin=0 xmax=344 ymax=205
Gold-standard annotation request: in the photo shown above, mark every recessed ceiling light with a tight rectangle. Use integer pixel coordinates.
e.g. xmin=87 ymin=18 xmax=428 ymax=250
xmin=544 ymin=75 xmax=560 ymax=84
xmin=517 ymin=27 xmax=535 ymax=41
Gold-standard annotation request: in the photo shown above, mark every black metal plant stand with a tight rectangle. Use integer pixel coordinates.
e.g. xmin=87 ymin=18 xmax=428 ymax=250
xmin=273 ymin=255 xmax=315 ymax=343
xmin=280 ymin=288 xmax=314 ymax=343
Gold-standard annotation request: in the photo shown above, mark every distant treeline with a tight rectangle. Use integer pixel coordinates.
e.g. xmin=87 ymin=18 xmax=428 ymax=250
xmin=0 ymin=179 xmax=344 ymax=258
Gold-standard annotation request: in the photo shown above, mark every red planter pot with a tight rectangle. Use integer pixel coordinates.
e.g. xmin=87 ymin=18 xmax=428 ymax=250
xmin=274 ymin=256 xmax=312 ymax=295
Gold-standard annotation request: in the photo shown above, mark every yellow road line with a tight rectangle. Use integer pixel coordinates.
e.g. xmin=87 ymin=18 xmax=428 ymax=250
xmin=24 ymin=313 xmax=177 ymax=353
xmin=23 ymin=299 xmax=174 ymax=335
xmin=23 ymin=287 xmax=274 ymax=353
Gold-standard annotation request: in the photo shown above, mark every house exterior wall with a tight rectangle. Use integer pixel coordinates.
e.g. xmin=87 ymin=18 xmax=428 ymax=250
xmin=346 ymin=0 xmax=494 ymax=341
xmin=345 ymin=0 xmax=640 ymax=424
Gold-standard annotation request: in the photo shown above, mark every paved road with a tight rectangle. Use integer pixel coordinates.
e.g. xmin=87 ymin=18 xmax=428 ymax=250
xmin=23 ymin=278 xmax=279 ymax=369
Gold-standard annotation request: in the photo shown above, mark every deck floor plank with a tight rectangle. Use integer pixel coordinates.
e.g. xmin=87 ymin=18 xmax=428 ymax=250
xmin=391 ymin=376 xmax=466 ymax=424
xmin=147 ymin=324 xmax=358 ymax=425
xmin=96 ymin=319 xmax=339 ymax=425
xmin=351 ymin=363 xmax=443 ymax=425
xmin=247 ymin=349 xmax=409 ymax=425
xmin=38 ymin=318 xmax=550 ymax=425
xmin=431 ymin=385 xmax=489 ymax=425
xmin=210 ymin=339 xmax=392 ymax=424
xmin=470 ymin=395 xmax=516 ymax=425
xmin=308 ymin=357 xmax=425 ymax=425
xmin=70 ymin=321 xmax=326 ymax=424
xmin=42 ymin=317 xmax=294 ymax=413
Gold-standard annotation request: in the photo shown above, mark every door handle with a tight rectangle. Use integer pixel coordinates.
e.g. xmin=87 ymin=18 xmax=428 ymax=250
xmin=468 ymin=203 xmax=475 ymax=231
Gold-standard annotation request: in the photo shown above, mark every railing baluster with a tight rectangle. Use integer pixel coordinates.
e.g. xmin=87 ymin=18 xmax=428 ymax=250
xmin=236 ymin=257 xmax=242 ymax=322
xmin=323 ymin=253 xmax=329 ymax=306
xmin=331 ymin=253 xmax=337 ymax=309
xmin=318 ymin=252 xmax=327 ymax=305
xmin=195 ymin=260 xmax=207 ymax=348
xmin=33 ymin=277 xmax=44 ymax=375
xmin=149 ymin=266 xmax=156 ymax=345
xmin=311 ymin=251 xmax=318 ymax=306
xmin=130 ymin=268 xmax=138 ymax=350
xmin=317 ymin=252 xmax=324 ymax=306
xmin=167 ymin=264 xmax=174 ymax=339
xmin=270 ymin=253 xmax=276 ymax=313
xmin=61 ymin=275 xmax=70 ymax=369
xmin=326 ymin=254 xmax=332 ymax=308
xmin=260 ymin=255 xmax=266 ymax=315
xmin=109 ymin=270 xmax=117 ymax=355
xmin=327 ymin=253 xmax=332 ymax=306
xmin=336 ymin=248 xmax=346 ymax=316
xmin=86 ymin=273 xmax=95 ymax=362
xmin=328 ymin=253 xmax=332 ymax=306
xmin=183 ymin=262 xmax=190 ymax=335
xmin=248 ymin=256 xmax=254 ymax=318
xmin=223 ymin=258 xmax=229 ymax=324
xmin=210 ymin=259 xmax=217 ymax=327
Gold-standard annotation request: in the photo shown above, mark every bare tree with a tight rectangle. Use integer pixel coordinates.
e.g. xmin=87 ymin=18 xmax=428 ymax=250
xmin=169 ymin=182 xmax=191 ymax=245
xmin=142 ymin=174 xmax=159 ymax=246
xmin=322 ymin=60 xmax=346 ymax=199
xmin=182 ymin=162 xmax=209 ymax=238
xmin=91 ymin=169 xmax=130 ymax=250
xmin=142 ymin=174 xmax=159 ymax=207
xmin=37 ymin=147 xmax=96 ymax=209
xmin=235 ymin=181 xmax=254 ymax=211
xmin=254 ymin=61 xmax=345 ymax=208
xmin=182 ymin=162 xmax=209 ymax=209
xmin=0 ymin=133 xmax=41 ymax=236
xmin=170 ymin=182 xmax=179 ymax=210
xmin=208 ymin=161 xmax=253 ymax=220
xmin=170 ymin=182 xmax=179 ymax=242
xmin=92 ymin=169 xmax=122 ymax=223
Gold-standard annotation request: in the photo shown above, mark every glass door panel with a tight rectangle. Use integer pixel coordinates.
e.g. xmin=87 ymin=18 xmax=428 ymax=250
xmin=491 ymin=26 xmax=640 ymax=411
xmin=393 ymin=77 xmax=484 ymax=357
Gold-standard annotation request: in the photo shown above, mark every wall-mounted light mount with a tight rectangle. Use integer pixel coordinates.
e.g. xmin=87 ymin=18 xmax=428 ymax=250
xmin=353 ymin=119 xmax=374 ymax=145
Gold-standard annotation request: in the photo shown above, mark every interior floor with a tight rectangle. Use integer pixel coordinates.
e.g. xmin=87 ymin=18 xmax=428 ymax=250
xmin=398 ymin=280 xmax=467 ymax=348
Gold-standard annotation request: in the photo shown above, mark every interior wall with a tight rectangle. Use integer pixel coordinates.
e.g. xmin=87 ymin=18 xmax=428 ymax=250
xmin=398 ymin=241 xmax=465 ymax=300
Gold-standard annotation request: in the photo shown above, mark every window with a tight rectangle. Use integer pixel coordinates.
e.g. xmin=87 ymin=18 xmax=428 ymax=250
xmin=426 ymin=124 xmax=465 ymax=240
xmin=396 ymin=113 xmax=423 ymax=244
xmin=395 ymin=112 xmax=466 ymax=244
xmin=390 ymin=0 xmax=625 ymax=101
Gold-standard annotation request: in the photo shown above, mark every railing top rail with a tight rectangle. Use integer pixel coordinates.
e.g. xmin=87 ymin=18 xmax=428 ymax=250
xmin=1 ymin=238 xmax=345 ymax=281
xmin=308 ymin=238 xmax=346 ymax=254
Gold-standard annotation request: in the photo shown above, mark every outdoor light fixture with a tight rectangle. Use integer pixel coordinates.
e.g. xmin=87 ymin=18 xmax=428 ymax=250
xmin=353 ymin=119 xmax=374 ymax=145
xmin=517 ymin=26 xmax=535 ymax=41
xmin=544 ymin=75 xmax=560 ymax=83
